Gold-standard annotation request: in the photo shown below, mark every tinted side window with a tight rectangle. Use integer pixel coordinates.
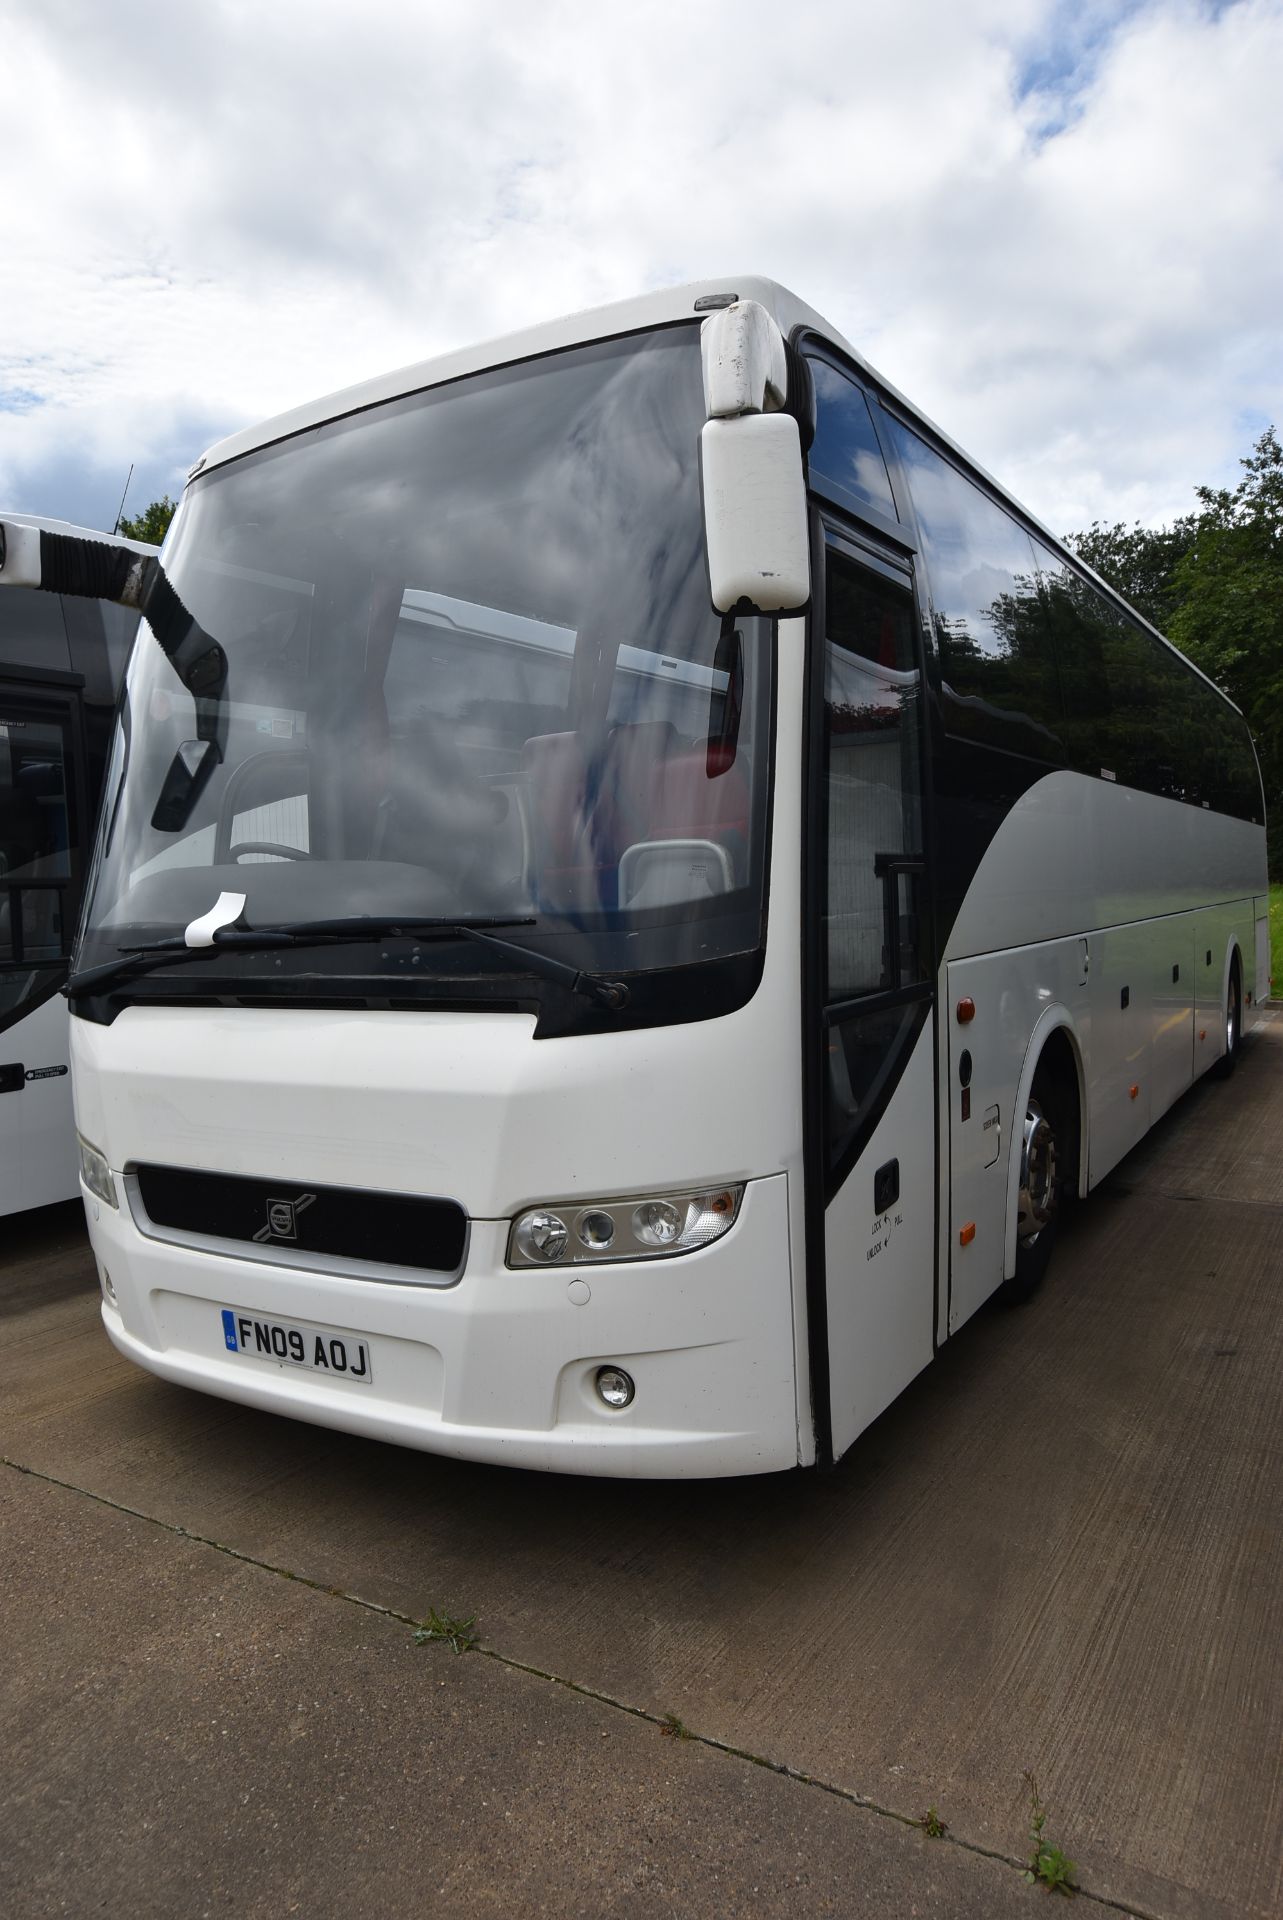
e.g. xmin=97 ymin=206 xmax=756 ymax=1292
xmin=1214 ymin=701 xmax=1262 ymax=821
xmin=806 ymin=359 xmax=898 ymax=523
xmin=1185 ymin=660 xmax=1260 ymax=820
xmin=887 ymin=420 xmax=1063 ymax=763
xmin=1033 ymin=543 xmax=1123 ymax=779
xmin=1105 ymin=620 xmax=1192 ymax=798
xmin=1034 ymin=539 xmax=1261 ymax=820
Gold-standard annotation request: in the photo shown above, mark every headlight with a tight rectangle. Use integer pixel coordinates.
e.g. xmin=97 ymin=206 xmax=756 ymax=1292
xmin=77 ymin=1135 xmax=118 ymax=1209
xmin=507 ymin=1184 xmax=743 ymax=1268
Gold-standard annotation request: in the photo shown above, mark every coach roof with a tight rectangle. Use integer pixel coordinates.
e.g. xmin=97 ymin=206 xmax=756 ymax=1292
xmin=192 ymin=277 xmax=850 ymax=478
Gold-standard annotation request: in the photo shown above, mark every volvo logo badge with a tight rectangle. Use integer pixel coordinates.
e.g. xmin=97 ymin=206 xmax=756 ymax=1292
xmin=253 ymin=1192 xmax=317 ymax=1243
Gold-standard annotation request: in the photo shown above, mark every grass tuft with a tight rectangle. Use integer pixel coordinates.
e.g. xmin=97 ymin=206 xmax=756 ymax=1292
xmin=413 ymin=1606 xmax=479 ymax=1655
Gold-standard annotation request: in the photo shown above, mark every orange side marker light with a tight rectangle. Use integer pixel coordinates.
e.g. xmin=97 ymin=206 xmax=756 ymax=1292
xmin=1129 ymin=1084 xmax=1140 ymax=1100
xmin=956 ymin=997 xmax=976 ymax=1023
xmin=958 ymin=1222 xmax=976 ymax=1246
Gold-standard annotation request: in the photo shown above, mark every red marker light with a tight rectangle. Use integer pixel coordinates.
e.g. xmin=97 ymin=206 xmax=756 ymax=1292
xmin=957 ymin=997 xmax=976 ymax=1023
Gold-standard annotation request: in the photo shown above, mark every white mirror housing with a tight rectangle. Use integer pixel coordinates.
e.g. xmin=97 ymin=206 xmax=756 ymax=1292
xmin=700 ymin=412 xmax=810 ymax=613
xmin=700 ymin=299 xmax=788 ymax=418
xmin=698 ymin=299 xmax=810 ymax=614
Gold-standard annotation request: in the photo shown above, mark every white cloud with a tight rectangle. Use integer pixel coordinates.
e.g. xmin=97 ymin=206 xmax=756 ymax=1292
xmin=1 ymin=0 xmax=1279 ymax=535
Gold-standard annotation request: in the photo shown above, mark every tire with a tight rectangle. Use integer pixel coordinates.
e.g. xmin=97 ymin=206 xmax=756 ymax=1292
xmin=1001 ymin=1081 xmax=1067 ymax=1304
xmin=1210 ymin=959 xmax=1242 ymax=1080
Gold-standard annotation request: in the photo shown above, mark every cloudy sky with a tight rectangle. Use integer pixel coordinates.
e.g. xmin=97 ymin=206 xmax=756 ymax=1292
xmin=1 ymin=0 xmax=1280 ymax=540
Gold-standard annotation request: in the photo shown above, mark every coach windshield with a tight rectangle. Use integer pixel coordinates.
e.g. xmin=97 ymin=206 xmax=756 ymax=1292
xmin=76 ymin=328 xmax=771 ymax=1029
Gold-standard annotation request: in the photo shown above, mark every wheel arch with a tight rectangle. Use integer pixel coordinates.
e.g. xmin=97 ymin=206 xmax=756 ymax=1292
xmin=1003 ymin=1008 xmax=1087 ymax=1281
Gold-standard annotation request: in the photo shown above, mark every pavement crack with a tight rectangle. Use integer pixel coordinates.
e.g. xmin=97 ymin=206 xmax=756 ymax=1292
xmin=4 ymin=1451 xmax=1162 ymax=1920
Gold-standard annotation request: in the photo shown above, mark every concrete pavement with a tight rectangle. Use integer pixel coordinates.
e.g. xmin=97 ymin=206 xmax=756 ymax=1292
xmin=2 ymin=1011 xmax=1281 ymax=1916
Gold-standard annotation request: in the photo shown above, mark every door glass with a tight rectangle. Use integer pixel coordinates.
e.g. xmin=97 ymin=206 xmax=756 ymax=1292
xmin=0 ymin=709 xmax=76 ymax=1015
xmin=823 ymin=552 xmax=922 ymax=997
xmin=821 ymin=546 xmax=927 ymax=1177
xmin=0 ymin=715 xmax=72 ymax=886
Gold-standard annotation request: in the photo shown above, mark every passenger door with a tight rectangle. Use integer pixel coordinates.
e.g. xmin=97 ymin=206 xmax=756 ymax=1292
xmin=812 ymin=530 xmax=936 ymax=1460
xmin=0 ymin=684 xmax=87 ymax=1213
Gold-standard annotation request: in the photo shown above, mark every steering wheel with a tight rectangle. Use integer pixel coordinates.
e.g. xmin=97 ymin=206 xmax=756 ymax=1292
xmin=228 ymin=841 xmax=312 ymax=862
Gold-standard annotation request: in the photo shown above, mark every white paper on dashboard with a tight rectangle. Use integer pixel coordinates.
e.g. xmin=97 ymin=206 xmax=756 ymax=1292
xmin=184 ymin=891 xmax=247 ymax=948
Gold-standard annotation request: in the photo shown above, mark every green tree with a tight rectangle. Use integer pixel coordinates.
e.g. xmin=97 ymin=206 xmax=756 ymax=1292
xmin=1065 ymin=515 xmax=1196 ymax=633
xmin=116 ymin=494 xmax=177 ymax=545
xmin=1168 ymin=428 xmax=1283 ymax=874
xmin=1168 ymin=431 xmax=1282 ymax=720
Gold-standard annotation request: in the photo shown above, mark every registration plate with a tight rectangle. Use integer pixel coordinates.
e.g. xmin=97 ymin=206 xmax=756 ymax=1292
xmin=220 ymin=1308 xmax=374 ymax=1384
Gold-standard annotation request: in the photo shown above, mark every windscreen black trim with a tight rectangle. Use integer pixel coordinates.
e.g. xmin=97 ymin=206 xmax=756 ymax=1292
xmin=67 ymin=944 xmax=769 ymax=1035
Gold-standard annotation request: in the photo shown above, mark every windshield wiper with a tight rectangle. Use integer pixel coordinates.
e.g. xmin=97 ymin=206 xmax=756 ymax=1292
xmin=65 ymin=915 xmax=629 ymax=1010
xmin=453 ymin=924 xmax=629 ymax=1009
xmin=64 ymin=916 xmax=533 ymax=999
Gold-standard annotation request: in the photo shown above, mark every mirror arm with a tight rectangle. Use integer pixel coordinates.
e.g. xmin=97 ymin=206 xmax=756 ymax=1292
xmin=0 ymin=519 xmax=229 ymax=760
xmin=137 ymin=565 xmax=229 ymax=758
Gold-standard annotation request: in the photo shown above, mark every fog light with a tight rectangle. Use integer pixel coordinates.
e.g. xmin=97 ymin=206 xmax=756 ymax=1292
xmin=578 ymin=1210 xmax=615 ymax=1250
xmin=595 ymin=1366 xmax=635 ymax=1409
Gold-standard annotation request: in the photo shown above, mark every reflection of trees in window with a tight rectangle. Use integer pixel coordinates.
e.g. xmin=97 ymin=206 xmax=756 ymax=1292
xmin=950 ymin=579 xmax=1066 ymax=763
xmin=886 ymin=407 xmax=1262 ymax=822
xmin=884 ymin=415 xmax=1062 ymax=761
xmin=1031 ymin=540 xmax=1258 ymax=817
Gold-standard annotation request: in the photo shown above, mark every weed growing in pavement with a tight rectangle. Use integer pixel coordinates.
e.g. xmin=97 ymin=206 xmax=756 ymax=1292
xmin=659 ymin=1713 xmax=691 ymax=1739
xmin=919 ymin=1808 xmax=947 ymax=1839
xmin=1022 ymin=1771 xmax=1076 ymax=1894
xmin=414 ymin=1606 xmax=479 ymax=1654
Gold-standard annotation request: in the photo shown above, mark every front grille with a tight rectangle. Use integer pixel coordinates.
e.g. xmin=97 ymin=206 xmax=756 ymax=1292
xmin=133 ymin=1164 xmax=468 ymax=1276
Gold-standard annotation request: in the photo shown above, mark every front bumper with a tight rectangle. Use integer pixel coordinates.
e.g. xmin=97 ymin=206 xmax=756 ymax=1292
xmin=85 ymin=1171 xmax=799 ymax=1478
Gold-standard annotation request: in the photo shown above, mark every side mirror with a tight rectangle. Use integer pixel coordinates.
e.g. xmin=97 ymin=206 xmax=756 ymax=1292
xmin=700 ymin=413 xmax=810 ymax=614
xmin=699 ymin=301 xmax=810 ymax=616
